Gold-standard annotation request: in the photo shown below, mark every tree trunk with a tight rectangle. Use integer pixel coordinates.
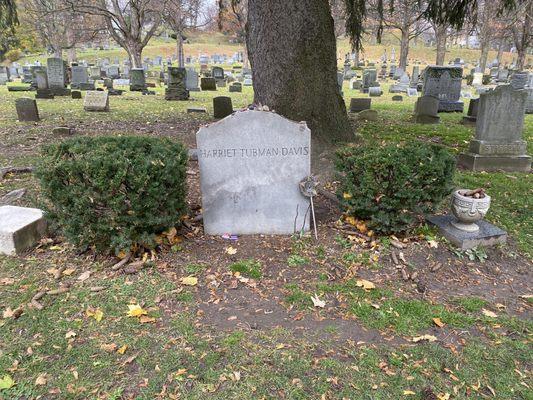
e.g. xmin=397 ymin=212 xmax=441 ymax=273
xmin=496 ymin=38 xmax=505 ymax=65
xmin=246 ymin=0 xmax=352 ymax=146
xmin=516 ymin=46 xmax=526 ymax=70
xmin=67 ymin=48 xmax=77 ymax=63
xmin=435 ymin=25 xmax=447 ymax=65
xmin=126 ymin=42 xmax=143 ymax=68
xmin=479 ymin=39 xmax=490 ymax=72
xmin=399 ymin=29 xmax=409 ymax=69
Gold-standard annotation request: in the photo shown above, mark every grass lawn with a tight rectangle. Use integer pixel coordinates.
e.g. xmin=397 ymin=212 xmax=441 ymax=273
xmin=0 ymin=74 xmax=532 ymax=399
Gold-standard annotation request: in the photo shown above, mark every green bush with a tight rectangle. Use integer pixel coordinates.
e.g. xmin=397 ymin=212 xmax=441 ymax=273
xmin=36 ymin=136 xmax=188 ymax=254
xmin=5 ymin=49 xmax=22 ymax=62
xmin=336 ymin=143 xmax=455 ymax=234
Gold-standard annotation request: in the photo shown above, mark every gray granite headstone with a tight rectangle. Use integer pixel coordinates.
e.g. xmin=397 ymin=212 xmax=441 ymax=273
xmin=414 ymin=95 xmax=440 ymax=124
xmin=165 ymin=67 xmax=189 ymax=100
xmin=186 ymin=69 xmax=200 ymax=91
xmin=83 ymin=90 xmax=109 ymax=111
xmin=197 ymin=110 xmax=311 ymax=235
xmin=459 ymin=85 xmax=531 ymax=171
xmin=349 ymin=98 xmax=371 ymax=112
xmin=46 ymin=57 xmax=66 ymax=88
xmin=15 ymin=98 xmax=40 ymax=122
xmin=422 ymin=66 xmax=464 ymax=112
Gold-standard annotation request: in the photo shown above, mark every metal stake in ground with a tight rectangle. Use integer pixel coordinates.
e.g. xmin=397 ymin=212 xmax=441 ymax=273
xmin=299 ymin=176 xmax=319 ymax=240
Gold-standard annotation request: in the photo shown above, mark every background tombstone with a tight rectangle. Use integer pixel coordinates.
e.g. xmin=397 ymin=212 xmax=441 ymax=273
xmin=186 ymin=69 xmax=200 ymax=91
xmin=165 ymin=67 xmax=189 ymax=100
xmin=459 ymin=85 xmax=531 ymax=172
xmin=46 ymin=58 xmax=69 ymax=95
xmin=83 ymin=91 xmax=109 ymax=112
xmin=15 ymin=98 xmax=40 ymax=121
xmin=201 ymin=77 xmax=217 ymax=91
xmin=213 ymin=96 xmax=233 ymax=119
xmin=197 ymin=110 xmax=311 ymax=235
xmin=129 ymin=68 xmax=146 ymax=91
xmin=349 ymin=98 xmax=371 ymax=112
xmin=229 ymin=82 xmax=242 ymax=92
xmin=462 ymin=98 xmax=479 ymax=125
xmin=422 ymin=66 xmax=463 ymax=112
xmin=414 ymin=95 xmax=440 ymax=124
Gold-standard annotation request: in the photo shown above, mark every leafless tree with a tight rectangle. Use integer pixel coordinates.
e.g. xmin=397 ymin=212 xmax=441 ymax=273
xmin=68 ymin=0 xmax=166 ymax=67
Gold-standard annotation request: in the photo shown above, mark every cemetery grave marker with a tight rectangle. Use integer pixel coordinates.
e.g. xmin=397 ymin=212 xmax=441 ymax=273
xmin=0 ymin=206 xmax=47 ymax=255
xmin=197 ymin=110 xmax=311 ymax=235
xmin=459 ymin=85 xmax=531 ymax=172
xmin=422 ymin=66 xmax=463 ymax=112
xmin=15 ymin=98 xmax=40 ymax=122
xmin=83 ymin=91 xmax=109 ymax=112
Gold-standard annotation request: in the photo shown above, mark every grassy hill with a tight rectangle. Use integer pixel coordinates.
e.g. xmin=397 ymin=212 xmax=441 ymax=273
xmin=14 ymin=31 xmax=519 ymax=69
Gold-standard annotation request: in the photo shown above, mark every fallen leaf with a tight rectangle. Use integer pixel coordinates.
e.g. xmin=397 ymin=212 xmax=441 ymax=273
xmin=65 ymin=330 xmax=76 ymax=339
xmin=343 ymin=192 xmax=352 ymax=199
xmin=181 ymin=276 xmax=198 ymax=286
xmin=403 ymin=390 xmax=416 ymax=395
xmin=437 ymin=394 xmax=450 ymax=400
xmin=356 ymin=279 xmax=376 ymax=290
xmin=482 ymin=309 xmax=498 ymax=318
xmin=139 ymin=315 xmax=156 ymax=324
xmin=433 ymin=317 xmax=445 ymax=328
xmin=49 ymin=245 xmax=62 ymax=251
xmin=311 ymin=294 xmax=326 ymax=308
xmin=35 ymin=373 xmax=47 ymax=386
xmin=101 ymin=343 xmax=117 ymax=353
xmin=0 ymin=278 xmax=15 ymax=285
xmin=77 ymin=271 xmax=92 ymax=282
xmin=427 ymin=239 xmax=438 ymax=248
xmin=62 ymin=268 xmax=76 ymax=276
xmin=412 ymin=334 xmax=437 ymax=342
xmin=86 ymin=308 xmax=104 ymax=322
xmin=225 ymin=246 xmax=237 ymax=255
xmin=0 ymin=375 xmax=15 ymax=390
xmin=117 ymin=345 xmax=128 ymax=354
xmin=126 ymin=304 xmax=147 ymax=317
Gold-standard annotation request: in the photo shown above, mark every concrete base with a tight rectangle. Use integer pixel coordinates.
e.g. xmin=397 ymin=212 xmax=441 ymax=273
xmin=415 ymin=115 xmax=440 ymax=124
xmin=0 ymin=206 xmax=47 ymax=255
xmin=458 ymin=153 xmax=531 ymax=172
xmin=427 ymin=214 xmax=507 ymax=250
xmin=438 ymin=101 xmax=464 ymax=113
xmin=187 ymin=107 xmax=207 ymax=113
xmin=461 ymin=116 xmax=476 ymax=126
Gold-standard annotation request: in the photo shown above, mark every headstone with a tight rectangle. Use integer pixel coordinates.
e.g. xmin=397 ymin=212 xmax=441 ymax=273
xmin=349 ymin=98 xmax=371 ymax=113
xmin=107 ymin=65 xmax=120 ymax=79
xmin=510 ymin=72 xmax=528 ymax=90
xmin=71 ymin=90 xmax=82 ymax=99
xmin=35 ymin=69 xmax=48 ymax=90
xmin=407 ymin=88 xmax=418 ymax=97
xmin=0 ymin=206 xmax=47 ymax=255
xmin=414 ymin=95 xmax=440 ymax=124
xmin=71 ymin=66 xmax=93 ymax=90
xmin=15 ymin=98 xmax=40 ymax=122
xmin=83 ymin=90 xmax=109 ymax=112
xmin=243 ymin=78 xmax=253 ymax=86
xmin=356 ymin=109 xmax=378 ymax=122
xmin=201 ymin=77 xmax=217 ymax=91
xmin=89 ymin=66 xmax=101 ymax=80
xmin=337 ymin=72 xmax=344 ymax=95
xmin=129 ymin=68 xmax=146 ymax=91
xmin=186 ymin=69 xmax=200 ymax=91
xmin=213 ymin=96 xmax=233 ymax=119
xmin=165 ymin=67 xmax=189 ymax=100
xmin=459 ymin=85 xmax=531 ymax=172
xmin=229 ymin=82 xmax=242 ymax=93
xmin=368 ymin=86 xmax=382 ymax=97
xmin=362 ymin=69 xmax=377 ymax=92
xmin=472 ymin=72 xmax=483 ymax=86
xmin=422 ymin=66 xmax=464 ymax=112
xmin=462 ymin=98 xmax=479 ymax=125
xmin=46 ymin=57 xmax=66 ymax=89
xmin=0 ymin=66 xmax=8 ymax=84
xmin=212 ymin=66 xmax=225 ymax=81
xmin=496 ymin=69 xmax=509 ymax=83
xmin=197 ymin=110 xmax=311 ymax=235
xmin=187 ymin=107 xmax=207 ymax=113
xmin=392 ymin=95 xmax=403 ymax=101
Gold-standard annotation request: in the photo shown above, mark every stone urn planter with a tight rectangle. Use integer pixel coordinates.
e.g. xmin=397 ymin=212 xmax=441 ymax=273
xmin=450 ymin=189 xmax=491 ymax=232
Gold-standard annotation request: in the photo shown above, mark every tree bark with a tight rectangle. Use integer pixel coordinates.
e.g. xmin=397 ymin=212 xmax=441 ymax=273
xmin=479 ymin=38 xmax=490 ymax=72
xmin=399 ymin=28 xmax=409 ymax=69
xmin=176 ymin=33 xmax=184 ymax=67
xmin=496 ymin=38 xmax=505 ymax=65
xmin=125 ymin=41 xmax=143 ymax=68
xmin=435 ymin=25 xmax=447 ymax=65
xmin=246 ymin=0 xmax=352 ymax=146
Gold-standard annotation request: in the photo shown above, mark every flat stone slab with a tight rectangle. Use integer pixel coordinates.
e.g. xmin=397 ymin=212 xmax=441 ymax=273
xmin=0 ymin=206 xmax=47 ymax=255
xmin=187 ymin=107 xmax=207 ymax=113
xmin=427 ymin=214 xmax=507 ymax=250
